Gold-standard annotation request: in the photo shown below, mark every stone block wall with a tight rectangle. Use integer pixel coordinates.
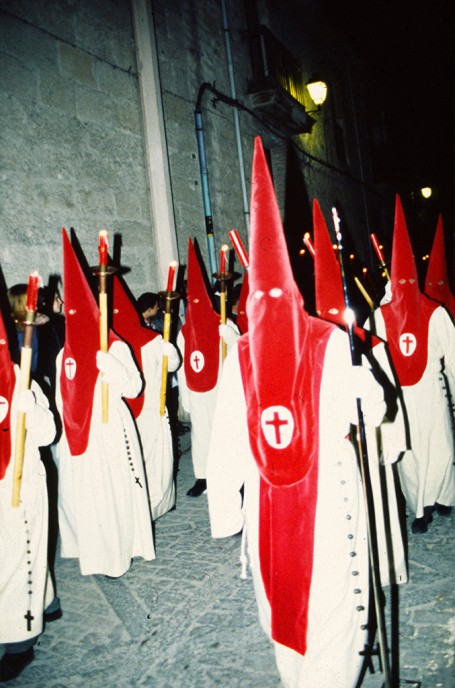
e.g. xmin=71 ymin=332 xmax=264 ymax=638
xmin=0 ymin=0 xmax=388 ymax=303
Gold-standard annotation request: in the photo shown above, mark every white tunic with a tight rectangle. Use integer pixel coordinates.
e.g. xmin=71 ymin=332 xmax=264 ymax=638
xmin=176 ymin=321 xmax=239 ymax=479
xmin=135 ymin=337 xmax=179 ymax=520
xmin=207 ymin=328 xmax=392 ymax=688
xmin=55 ymin=340 xmax=155 ymax=577
xmin=0 ymin=369 xmax=56 ymax=643
xmin=361 ymin=341 xmax=408 ymax=586
xmin=367 ymin=306 xmax=455 ymax=518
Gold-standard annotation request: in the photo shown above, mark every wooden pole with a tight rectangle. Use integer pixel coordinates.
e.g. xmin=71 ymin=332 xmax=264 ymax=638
xmin=159 ymin=261 xmax=177 ymax=416
xmin=12 ymin=273 xmax=39 ymax=507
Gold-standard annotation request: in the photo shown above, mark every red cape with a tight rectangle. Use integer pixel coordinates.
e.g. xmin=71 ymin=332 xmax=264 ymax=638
xmin=381 ymin=197 xmax=437 ymax=386
xmin=0 ymin=310 xmax=15 ymax=480
xmin=112 ymin=275 xmax=159 ymax=418
xmin=181 ymin=238 xmax=220 ymax=393
xmin=60 ymin=228 xmax=119 ymax=456
xmin=238 ymin=137 xmax=335 ymax=655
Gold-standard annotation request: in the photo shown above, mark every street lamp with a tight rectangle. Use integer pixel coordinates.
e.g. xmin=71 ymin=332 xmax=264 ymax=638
xmin=306 ymin=77 xmax=328 ymax=108
xmin=420 ymin=187 xmax=432 ymax=199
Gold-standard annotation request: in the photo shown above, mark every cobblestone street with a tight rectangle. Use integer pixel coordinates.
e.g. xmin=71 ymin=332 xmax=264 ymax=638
xmin=3 ymin=432 xmax=454 ymax=687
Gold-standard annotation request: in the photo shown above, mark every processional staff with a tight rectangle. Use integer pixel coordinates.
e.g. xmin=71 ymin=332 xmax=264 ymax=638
xmin=215 ymin=244 xmax=230 ymax=362
xmin=12 ymin=272 xmax=40 ymax=507
xmin=228 ymin=229 xmax=249 ymax=270
xmin=303 ymin=232 xmax=316 ymax=258
xmin=97 ymin=230 xmax=110 ymax=423
xmin=159 ymin=261 xmax=179 ymax=416
xmin=332 ymin=208 xmax=391 ymax=688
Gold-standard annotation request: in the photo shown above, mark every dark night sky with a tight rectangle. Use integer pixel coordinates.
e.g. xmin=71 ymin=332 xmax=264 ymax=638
xmin=323 ymin=0 xmax=454 ymax=241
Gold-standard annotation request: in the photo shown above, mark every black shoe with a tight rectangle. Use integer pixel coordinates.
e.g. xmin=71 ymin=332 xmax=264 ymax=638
xmin=0 ymin=648 xmax=34 ymax=682
xmin=411 ymin=517 xmax=428 ymax=534
xmin=434 ymin=502 xmax=452 ymax=517
xmin=44 ymin=607 xmax=63 ymax=623
xmin=423 ymin=505 xmax=434 ymax=524
xmin=186 ymin=479 xmax=207 ymax=497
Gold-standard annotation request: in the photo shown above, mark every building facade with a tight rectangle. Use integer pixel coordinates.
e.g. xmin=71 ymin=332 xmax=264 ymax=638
xmin=0 ymin=0 xmax=395 ymax=309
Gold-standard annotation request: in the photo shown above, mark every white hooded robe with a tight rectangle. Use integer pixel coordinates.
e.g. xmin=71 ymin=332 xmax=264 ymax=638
xmin=55 ymin=340 xmax=155 ymax=578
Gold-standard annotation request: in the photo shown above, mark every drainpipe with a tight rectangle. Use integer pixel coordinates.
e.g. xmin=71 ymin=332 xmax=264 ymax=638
xmin=194 ymin=96 xmax=218 ymax=280
xmin=220 ymin=0 xmax=250 ymax=235
xmin=131 ymin=0 xmax=178 ymax=288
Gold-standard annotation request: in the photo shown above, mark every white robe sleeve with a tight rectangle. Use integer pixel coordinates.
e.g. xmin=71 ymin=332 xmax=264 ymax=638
xmin=176 ymin=330 xmax=190 ymax=413
xmin=25 ymin=379 xmax=57 ymax=447
xmin=108 ymin=340 xmax=143 ymax=399
xmin=206 ymin=342 xmax=246 ymax=538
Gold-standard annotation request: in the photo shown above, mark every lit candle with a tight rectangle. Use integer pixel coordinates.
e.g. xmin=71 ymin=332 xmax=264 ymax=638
xmin=228 ymin=229 xmax=249 ymax=268
xmin=98 ymin=230 xmax=109 ymax=267
xmin=303 ymin=233 xmax=315 ymax=258
xmin=26 ymin=272 xmax=40 ymax=312
xmin=370 ymin=233 xmax=385 ymax=263
xmin=219 ymin=244 xmax=228 ymax=274
xmin=166 ymin=260 xmax=177 ymax=292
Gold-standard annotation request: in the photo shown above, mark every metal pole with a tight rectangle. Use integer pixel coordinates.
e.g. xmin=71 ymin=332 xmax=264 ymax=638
xmin=333 ymin=207 xmax=392 ymax=688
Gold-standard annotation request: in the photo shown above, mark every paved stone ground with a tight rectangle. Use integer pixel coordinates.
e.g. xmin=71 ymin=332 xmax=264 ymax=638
xmin=3 ymin=431 xmax=454 ymax=687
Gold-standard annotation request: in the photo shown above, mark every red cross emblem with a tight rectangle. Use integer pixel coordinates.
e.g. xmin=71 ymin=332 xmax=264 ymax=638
xmin=261 ymin=405 xmax=294 ymax=449
xmin=399 ymin=332 xmax=416 ymax=357
xmin=190 ymin=350 xmax=205 ymax=373
xmin=0 ymin=396 xmax=8 ymax=423
xmin=64 ymin=357 xmax=77 ymax=380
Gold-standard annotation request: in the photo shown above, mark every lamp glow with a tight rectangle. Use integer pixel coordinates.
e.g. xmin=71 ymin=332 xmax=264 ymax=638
xmin=307 ymin=79 xmax=328 ymax=107
xmin=420 ymin=187 xmax=432 ymax=199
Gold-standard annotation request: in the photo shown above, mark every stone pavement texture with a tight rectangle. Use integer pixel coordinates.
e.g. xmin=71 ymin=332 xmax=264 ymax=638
xmin=3 ymin=431 xmax=454 ymax=687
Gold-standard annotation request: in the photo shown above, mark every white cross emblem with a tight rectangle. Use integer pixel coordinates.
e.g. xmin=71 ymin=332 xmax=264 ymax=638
xmin=399 ymin=333 xmax=416 ymax=356
xmin=0 ymin=396 xmax=9 ymax=423
xmin=190 ymin=350 xmax=205 ymax=373
xmin=261 ymin=405 xmax=294 ymax=449
xmin=64 ymin=357 xmax=77 ymax=379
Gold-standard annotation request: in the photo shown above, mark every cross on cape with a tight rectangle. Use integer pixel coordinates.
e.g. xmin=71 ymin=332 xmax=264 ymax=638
xmin=265 ymin=410 xmax=289 ymax=445
xmin=400 ymin=332 xmax=416 ymax=355
xmin=260 ymin=405 xmax=295 ymax=450
xmin=190 ymin=350 xmax=204 ymax=372
xmin=64 ymin=357 xmax=76 ymax=379
xmin=0 ymin=396 xmax=8 ymax=423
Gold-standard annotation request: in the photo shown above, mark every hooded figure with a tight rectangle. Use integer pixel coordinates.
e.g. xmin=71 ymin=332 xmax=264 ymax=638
xmin=365 ymin=197 xmax=455 ymax=533
xmin=0 ymin=294 xmax=57 ymax=681
xmin=312 ymin=199 xmax=407 ymax=587
xmin=55 ymin=229 xmax=155 ymax=577
xmin=207 ymin=138 xmax=386 ymax=688
xmin=177 ymin=239 xmax=239 ymax=497
xmin=424 ymin=214 xmax=455 ymax=319
xmin=112 ymin=274 xmax=180 ymax=520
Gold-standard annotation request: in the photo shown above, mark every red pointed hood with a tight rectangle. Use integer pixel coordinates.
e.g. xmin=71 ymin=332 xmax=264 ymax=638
xmin=239 ymin=138 xmax=335 ymax=486
xmin=181 ymin=238 xmax=220 ymax=392
xmin=237 ymin=137 xmax=334 ymax=657
xmin=60 ymin=228 xmax=118 ymax=455
xmin=381 ymin=196 xmax=438 ymax=386
xmin=312 ymin=200 xmax=381 ymax=349
xmin=112 ymin=274 xmax=158 ymax=418
xmin=424 ymin=215 xmax=455 ymax=318
xmin=313 ymin=199 xmax=346 ymax=325
xmin=0 ymin=306 xmax=15 ymax=479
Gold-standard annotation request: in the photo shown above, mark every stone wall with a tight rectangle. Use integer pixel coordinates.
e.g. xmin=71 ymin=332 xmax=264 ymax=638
xmin=0 ymin=0 xmax=389 ymax=301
